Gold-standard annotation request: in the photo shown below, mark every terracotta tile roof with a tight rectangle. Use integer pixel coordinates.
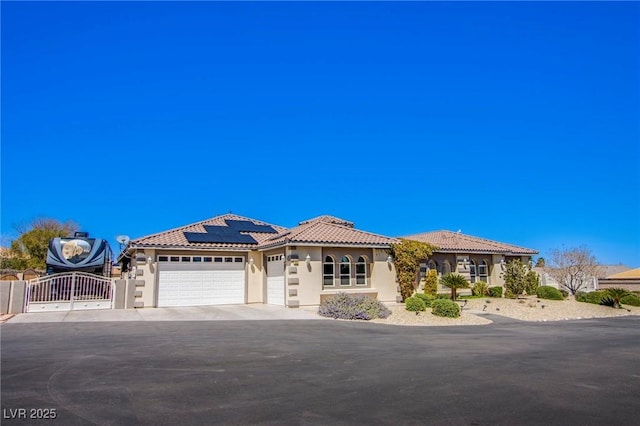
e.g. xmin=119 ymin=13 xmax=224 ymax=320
xmin=261 ymin=218 xmax=397 ymax=248
xmin=130 ymin=214 xmax=287 ymax=250
xmin=403 ymin=230 xmax=538 ymax=255
xmin=298 ymin=215 xmax=354 ymax=228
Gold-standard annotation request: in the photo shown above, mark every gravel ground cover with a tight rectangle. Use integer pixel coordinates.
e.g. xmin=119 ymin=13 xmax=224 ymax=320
xmin=367 ymin=297 xmax=640 ymax=326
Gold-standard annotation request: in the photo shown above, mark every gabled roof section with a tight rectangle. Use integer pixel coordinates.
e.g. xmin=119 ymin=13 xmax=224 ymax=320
xmin=130 ymin=214 xmax=287 ymax=250
xmin=606 ymin=267 xmax=639 ymax=279
xmin=298 ymin=215 xmax=355 ymax=228
xmin=261 ymin=218 xmax=397 ymax=249
xmin=403 ymin=230 xmax=537 ymax=255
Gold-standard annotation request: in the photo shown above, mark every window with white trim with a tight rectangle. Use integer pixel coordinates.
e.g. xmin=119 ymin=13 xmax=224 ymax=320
xmin=470 ymin=260 xmax=478 ymax=283
xmin=356 ymin=256 xmax=367 ymax=286
xmin=323 ymin=256 xmax=335 ymax=287
xmin=479 ymin=260 xmax=489 ymax=284
xmin=339 ymin=256 xmax=351 ymax=286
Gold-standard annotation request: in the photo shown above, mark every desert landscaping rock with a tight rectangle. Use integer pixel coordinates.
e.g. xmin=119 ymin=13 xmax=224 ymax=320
xmin=368 ymin=297 xmax=640 ymax=326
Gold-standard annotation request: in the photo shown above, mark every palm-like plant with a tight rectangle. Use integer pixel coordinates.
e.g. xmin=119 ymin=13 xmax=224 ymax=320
xmin=440 ymin=273 xmax=470 ymax=301
xmin=602 ymin=288 xmax=629 ymax=309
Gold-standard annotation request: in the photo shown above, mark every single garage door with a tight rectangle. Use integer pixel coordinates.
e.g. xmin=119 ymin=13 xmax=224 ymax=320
xmin=266 ymin=254 xmax=285 ymax=305
xmin=157 ymin=255 xmax=245 ymax=307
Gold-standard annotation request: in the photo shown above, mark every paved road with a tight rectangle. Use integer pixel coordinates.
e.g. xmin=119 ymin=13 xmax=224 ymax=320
xmin=2 ymin=316 xmax=639 ymax=425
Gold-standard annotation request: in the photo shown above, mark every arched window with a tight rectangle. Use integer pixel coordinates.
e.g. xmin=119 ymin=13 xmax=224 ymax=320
xmin=469 ymin=260 xmax=478 ymax=283
xmin=340 ymin=256 xmax=351 ymax=286
xmin=479 ymin=260 xmax=489 ymax=284
xmin=442 ymin=261 xmax=452 ymax=275
xmin=323 ymin=256 xmax=335 ymax=287
xmin=356 ymin=256 xmax=367 ymax=286
xmin=428 ymin=260 xmax=438 ymax=274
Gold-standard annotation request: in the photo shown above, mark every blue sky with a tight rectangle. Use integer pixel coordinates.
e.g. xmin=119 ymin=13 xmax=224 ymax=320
xmin=2 ymin=2 xmax=638 ymax=267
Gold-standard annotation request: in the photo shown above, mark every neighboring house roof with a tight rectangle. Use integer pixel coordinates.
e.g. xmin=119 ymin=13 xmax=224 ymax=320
xmin=606 ymin=267 xmax=640 ymax=279
xmin=129 ymin=214 xmax=288 ymax=250
xmin=402 ymin=230 xmax=538 ymax=255
xmin=599 ymin=264 xmax=632 ymax=279
xmin=260 ymin=216 xmax=398 ymax=249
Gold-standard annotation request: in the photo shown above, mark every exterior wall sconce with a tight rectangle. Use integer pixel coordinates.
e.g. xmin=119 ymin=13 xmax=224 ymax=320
xmin=500 ymin=257 xmax=506 ymax=271
xmin=387 ymin=255 xmax=393 ymax=264
xmin=147 ymin=256 xmax=153 ymax=265
xmin=305 ymin=254 xmax=311 ymax=265
xmin=249 ymin=258 xmax=254 ymax=265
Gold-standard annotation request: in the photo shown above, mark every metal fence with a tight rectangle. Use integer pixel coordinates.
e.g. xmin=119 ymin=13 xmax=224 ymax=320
xmin=26 ymin=272 xmax=113 ymax=312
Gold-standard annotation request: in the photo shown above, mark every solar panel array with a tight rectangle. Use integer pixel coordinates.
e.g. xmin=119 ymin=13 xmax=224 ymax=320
xmin=224 ymin=220 xmax=277 ymax=233
xmin=183 ymin=219 xmax=278 ymax=244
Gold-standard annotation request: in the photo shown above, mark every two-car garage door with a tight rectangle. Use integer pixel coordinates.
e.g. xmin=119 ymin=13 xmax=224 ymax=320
xmin=157 ymin=256 xmax=245 ymax=307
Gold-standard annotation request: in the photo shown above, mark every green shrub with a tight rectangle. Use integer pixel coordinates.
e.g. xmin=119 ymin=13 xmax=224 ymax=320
xmin=423 ymin=269 xmax=438 ymax=296
xmin=472 ymin=281 xmax=489 ymax=297
xmin=488 ymin=286 xmax=503 ymax=298
xmin=405 ymin=296 xmax=427 ymax=312
xmin=436 ymin=293 xmax=451 ymax=299
xmin=414 ymin=293 xmax=436 ymax=308
xmin=318 ymin=293 xmax=392 ymax=320
xmin=603 ymin=288 xmax=630 ymax=309
xmin=525 ymin=269 xmax=540 ymax=295
xmin=431 ymin=299 xmax=460 ymax=318
xmin=559 ymin=289 xmax=569 ymax=299
xmin=600 ymin=296 xmax=616 ymax=308
xmin=536 ymin=286 xmax=564 ymax=300
xmin=620 ymin=293 xmax=640 ymax=307
xmin=576 ymin=290 xmax=606 ymax=304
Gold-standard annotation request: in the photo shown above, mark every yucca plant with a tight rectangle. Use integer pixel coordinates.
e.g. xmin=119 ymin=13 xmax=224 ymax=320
xmin=440 ymin=273 xmax=470 ymax=301
xmin=601 ymin=288 xmax=630 ymax=309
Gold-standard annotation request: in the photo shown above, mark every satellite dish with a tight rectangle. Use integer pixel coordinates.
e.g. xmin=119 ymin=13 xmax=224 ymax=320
xmin=116 ymin=235 xmax=130 ymax=249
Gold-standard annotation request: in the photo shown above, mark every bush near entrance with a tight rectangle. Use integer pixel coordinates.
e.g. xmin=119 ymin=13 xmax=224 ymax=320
xmin=536 ymin=286 xmax=564 ymax=300
xmin=318 ymin=293 xmax=391 ymax=320
xmin=488 ymin=286 xmax=503 ymax=298
xmin=431 ymin=299 xmax=460 ymax=318
xmin=405 ymin=296 xmax=427 ymax=312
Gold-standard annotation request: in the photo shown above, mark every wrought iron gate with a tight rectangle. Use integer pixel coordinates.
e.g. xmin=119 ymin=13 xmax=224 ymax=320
xmin=25 ymin=272 xmax=113 ymax=312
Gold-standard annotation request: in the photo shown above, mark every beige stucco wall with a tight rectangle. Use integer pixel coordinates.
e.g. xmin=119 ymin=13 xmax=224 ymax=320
xmin=287 ymin=246 xmax=323 ymax=306
xmin=288 ymin=246 xmax=398 ymax=306
xmin=130 ymin=248 xmax=156 ymax=308
xmin=246 ymin=250 xmax=263 ymax=303
xmin=370 ymin=248 xmax=398 ymax=302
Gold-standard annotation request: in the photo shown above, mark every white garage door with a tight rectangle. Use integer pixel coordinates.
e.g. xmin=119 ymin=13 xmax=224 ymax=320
xmin=157 ymin=256 xmax=245 ymax=307
xmin=266 ymin=254 xmax=285 ymax=306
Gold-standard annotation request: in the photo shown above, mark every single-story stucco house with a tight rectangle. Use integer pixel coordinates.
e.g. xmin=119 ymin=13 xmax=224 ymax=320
xmin=119 ymin=214 xmax=538 ymax=308
xmin=402 ymin=230 xmax=538 ymax=293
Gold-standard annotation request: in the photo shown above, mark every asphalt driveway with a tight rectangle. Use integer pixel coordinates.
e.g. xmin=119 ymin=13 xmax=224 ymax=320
xmin=2 ymin=316 xmax=639 ymax=425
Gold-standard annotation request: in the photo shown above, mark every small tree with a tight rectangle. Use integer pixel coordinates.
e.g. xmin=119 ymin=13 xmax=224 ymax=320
xmin=388 ymin=239 xmax=436 ymax=301
xmin=1 ymin=218 xmax=78 ymax=270
xmin=440 ymin=273 xmax=469 ymax=301
xmin=535 ymin=257 xmax=546 ymax=267
xmin=423 ymin=269 xmax=438 ymax=296
xmin=524 ymin=268 xmax=540 ymax=295
xmin=601 ymin=288 xmax=629 ymax=309
xmin=544 ymin=246 xmax=601 ymax=295
xmin=501 ymin=259 xmax=532 ymax=298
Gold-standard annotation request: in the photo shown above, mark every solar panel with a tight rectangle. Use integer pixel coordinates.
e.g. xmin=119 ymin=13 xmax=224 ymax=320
xmin=183 ymin=219 xmax=275 ymax=244
xmin=203 ymin=225 xmax=237 ymax=234
xmin=184 ymin=232 xmax=258 ymax=244
xmin=225 ymin=220 xmax=277 ymax=233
